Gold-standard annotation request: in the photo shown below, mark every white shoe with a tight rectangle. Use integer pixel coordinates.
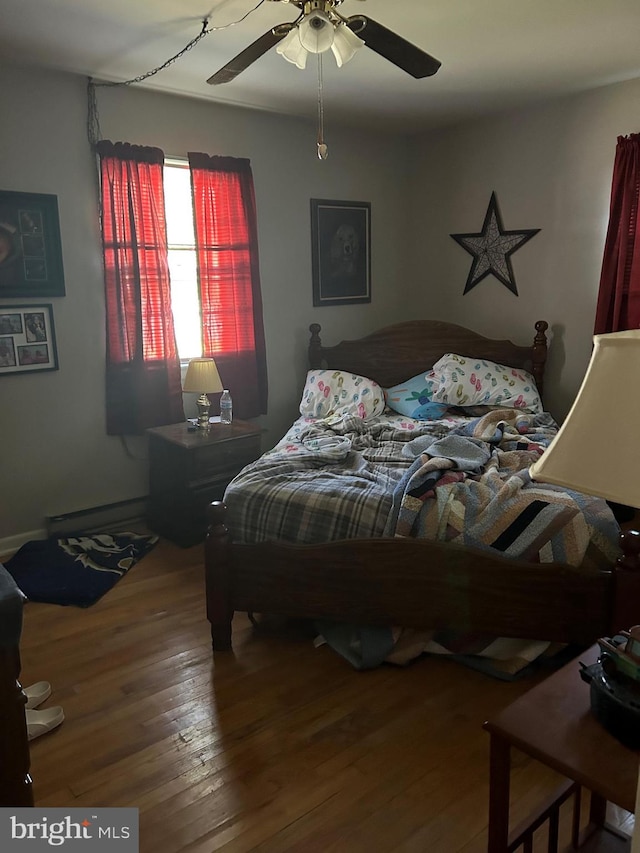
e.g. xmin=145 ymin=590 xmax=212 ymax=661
xmin=26 ymin=706 xmax=64 ymax=741
xmin=24 ymin=681 xmax=52 ymax=710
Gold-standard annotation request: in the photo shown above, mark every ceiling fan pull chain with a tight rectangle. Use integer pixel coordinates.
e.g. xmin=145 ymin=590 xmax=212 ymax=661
xmin=317 ymin=53 xmax=328 ymax=160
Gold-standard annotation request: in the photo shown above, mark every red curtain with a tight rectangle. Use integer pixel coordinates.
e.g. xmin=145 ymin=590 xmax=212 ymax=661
xmin=188 ymin=153 xmax=268 ymax=419
xmin=97 ymin=141 xmax=184 ymax=434
xmin=594 ymin=133 xmax=640 ymax=333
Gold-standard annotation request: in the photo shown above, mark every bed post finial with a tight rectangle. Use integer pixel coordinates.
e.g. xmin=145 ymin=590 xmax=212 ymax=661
xmin=531 ymin=320 xmax=549 ymax=399
xmin=610 ymin=529 xmax=640 ymax=634
xmin=617 ymin=528 xmax=640 ymax=572
xmin=309 ymin=323 xmax=322 ymax=369
xmin=205 ymin=501 xmax=233 ymax=651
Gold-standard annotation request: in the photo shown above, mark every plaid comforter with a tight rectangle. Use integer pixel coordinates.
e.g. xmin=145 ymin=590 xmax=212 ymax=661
xmin=224 ymin=411 xmax=462 ymax=544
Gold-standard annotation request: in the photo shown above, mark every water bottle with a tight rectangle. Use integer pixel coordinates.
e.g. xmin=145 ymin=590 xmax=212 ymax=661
xmin=220 ymin=389 xmax=233 ymax=424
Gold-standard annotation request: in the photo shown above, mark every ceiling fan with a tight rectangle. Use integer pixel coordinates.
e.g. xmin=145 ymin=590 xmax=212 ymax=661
xmin=206 ymin=0 xmax=441 ymax=85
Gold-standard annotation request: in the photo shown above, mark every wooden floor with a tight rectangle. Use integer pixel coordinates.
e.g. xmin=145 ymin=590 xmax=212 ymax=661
xmin=16 ymin=538 xmax=633 ymax=852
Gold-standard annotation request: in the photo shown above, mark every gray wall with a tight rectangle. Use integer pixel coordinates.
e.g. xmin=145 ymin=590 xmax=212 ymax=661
xmin=0 ymin=65 xmax=413 ymax=546
xmin=409 ymin=77 xmax=640 ymax=422
xmin=1 ymin=63 xmax=638 ymax=547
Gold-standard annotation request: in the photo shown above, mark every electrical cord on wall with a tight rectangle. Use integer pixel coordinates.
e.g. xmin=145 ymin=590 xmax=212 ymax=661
xmin=119 ymin=435 xmax=148 ymax=463
xmin=87 ymin=0 xmax=267 ymax=146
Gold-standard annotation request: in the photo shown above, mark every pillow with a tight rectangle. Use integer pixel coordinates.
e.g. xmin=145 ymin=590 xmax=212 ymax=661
xmin=299 ymin=370 xmax=385 ymax=419
xmin=383 ymin=373 xmax=450 ymax=420
xmin=430 ymin=353 xmax=543 ymax=413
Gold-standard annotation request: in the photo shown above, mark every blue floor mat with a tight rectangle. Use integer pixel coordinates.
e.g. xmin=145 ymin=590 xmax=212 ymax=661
xmin=4 ymin=532 xmax=158 ymax=607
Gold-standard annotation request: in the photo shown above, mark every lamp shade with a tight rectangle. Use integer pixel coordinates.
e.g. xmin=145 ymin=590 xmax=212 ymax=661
xmin=183 ymin=358 xmax=223 ymax=394
xmin=529 ymin=330 xmax=640 ymax=509
xmin=331 ymin=23 xmax=363 ymax=67
xmin=276 ymin=28 xmax=309 ymax=69
xmin=298 ymin=10 xmax=335 ymax=54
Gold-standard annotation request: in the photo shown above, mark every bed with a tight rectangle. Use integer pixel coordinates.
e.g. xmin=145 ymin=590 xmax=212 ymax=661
xmin=204 ymin=318 xmax=640 ymax=670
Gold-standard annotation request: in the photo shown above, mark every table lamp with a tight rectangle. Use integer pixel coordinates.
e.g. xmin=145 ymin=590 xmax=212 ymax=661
xmin=530 ymin=329 xmax=640 ymax=747
xmin=183 ymin=357 xmax=223 ymax=429
xmin=529 ymin=329 xmax=640 ymax=512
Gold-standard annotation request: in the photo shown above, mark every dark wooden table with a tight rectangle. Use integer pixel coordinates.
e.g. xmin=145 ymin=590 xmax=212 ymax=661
xmin=483 ymin=645 xmax=637 ymax=852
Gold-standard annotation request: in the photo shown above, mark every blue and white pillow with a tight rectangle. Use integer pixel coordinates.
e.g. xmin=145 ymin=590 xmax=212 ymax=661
xmin=383 ymin=373 xmax=449 ymax=420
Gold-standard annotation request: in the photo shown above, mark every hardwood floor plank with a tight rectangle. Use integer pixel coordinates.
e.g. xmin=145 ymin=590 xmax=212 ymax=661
xmin=14 ymin=538 xmax=631 ymax=852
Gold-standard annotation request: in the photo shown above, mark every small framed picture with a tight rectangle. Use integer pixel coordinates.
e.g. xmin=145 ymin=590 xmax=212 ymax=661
xmin=310 ymin=199 xmax=371 ymax=307
xmin=0 ymin=190 xmax=65 ymax=298
xmin=0 ymin=304 xmax=58 ymax=375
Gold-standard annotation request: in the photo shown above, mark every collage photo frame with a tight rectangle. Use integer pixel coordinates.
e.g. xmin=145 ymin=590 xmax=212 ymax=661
xmin=0 ymin=303 xmax=59 ymax=375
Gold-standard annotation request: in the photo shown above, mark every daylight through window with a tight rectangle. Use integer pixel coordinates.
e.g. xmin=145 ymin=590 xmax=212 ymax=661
xmin=164 ymin=160 xmax=201 ymax=359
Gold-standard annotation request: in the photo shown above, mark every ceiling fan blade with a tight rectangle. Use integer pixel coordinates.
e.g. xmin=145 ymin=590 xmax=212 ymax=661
xmin=347 ymin=15 xmax=441 ymax=79
xmin=207 ymin=25 xmax=292 ymax=85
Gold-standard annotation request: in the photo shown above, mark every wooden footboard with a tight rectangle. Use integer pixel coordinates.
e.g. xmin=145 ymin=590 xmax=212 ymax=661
xmin=612 ymin=527 xmax=640 ymax=629
xmin=205 ymin=502 xmax=640 ymax=652
xmin=204 ymin=502 xmax=234 ymax=651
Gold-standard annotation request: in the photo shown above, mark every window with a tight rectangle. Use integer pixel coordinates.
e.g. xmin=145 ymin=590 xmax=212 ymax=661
xmin=97 ymin=143 xmax=267 ymax=426
xmin=164 ymin=159 xmax=202 ymax=359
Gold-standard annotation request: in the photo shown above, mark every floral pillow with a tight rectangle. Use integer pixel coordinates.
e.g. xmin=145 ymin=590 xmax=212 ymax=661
xmin=430 ymin=353 xmax=543 ymax=413
xmin=383 ymin=373 xmax=449 ymax=420
xmin=299 ymin=370 xmax=385 ymax=419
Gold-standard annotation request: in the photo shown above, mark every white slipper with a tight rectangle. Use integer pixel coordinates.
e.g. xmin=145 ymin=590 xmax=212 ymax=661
xmin=26 ymin=706 xmax=64 ymax=741
xmin=24 ymin=681 xmax=52 ymax=710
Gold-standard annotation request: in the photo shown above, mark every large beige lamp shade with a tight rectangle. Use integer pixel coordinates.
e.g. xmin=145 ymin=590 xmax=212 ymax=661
xmin=529 ymin=330 xmax=640 ymax=509
xmin=183 ymin=357 xmax=223 ymax=429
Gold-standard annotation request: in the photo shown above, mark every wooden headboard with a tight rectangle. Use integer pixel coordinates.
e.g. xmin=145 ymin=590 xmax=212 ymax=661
xmin=308 ymin=319 xmax=549 ymax=398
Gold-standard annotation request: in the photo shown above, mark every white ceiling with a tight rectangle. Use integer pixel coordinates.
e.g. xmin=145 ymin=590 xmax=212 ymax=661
xmin=3 ymin=0 xmax=640 ymax=133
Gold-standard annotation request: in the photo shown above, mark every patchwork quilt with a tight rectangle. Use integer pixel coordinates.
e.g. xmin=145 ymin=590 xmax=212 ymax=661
xmin=384 ymin=407 xmax=619 ymax=571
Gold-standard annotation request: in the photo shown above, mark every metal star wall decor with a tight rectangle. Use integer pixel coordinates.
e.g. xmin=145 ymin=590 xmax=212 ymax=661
xmin=451 ymin=192 xmax=540 ymax=296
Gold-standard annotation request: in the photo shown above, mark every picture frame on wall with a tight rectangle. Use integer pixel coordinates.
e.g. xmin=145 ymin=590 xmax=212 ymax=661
xmin=311 ymin=199 xmax=371 ymax=307
xmin=0 ymin=303 xmax=59 ymax=375
xmin=0 ymin=190 xmax=65 ymax=298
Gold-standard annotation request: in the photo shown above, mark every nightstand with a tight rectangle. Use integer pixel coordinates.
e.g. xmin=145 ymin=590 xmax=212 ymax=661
xmin=146 ymin=420 xmax=262 ymax=547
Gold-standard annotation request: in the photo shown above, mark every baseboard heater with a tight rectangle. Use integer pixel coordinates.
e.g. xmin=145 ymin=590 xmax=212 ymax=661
xmin=47 ymin=496 xmax=149 ymax=537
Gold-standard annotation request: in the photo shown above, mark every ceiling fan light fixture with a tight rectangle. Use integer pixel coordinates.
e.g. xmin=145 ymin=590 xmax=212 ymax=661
xmin=276 ymin=28 xmax=309 ymax=69
xmin=298 ymin=10 xmax=335 ymax=54
xmin=330 ymin=22 xmax=363 ymax=68
xmin=276 ymin=10 xmax=362 ymax=71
